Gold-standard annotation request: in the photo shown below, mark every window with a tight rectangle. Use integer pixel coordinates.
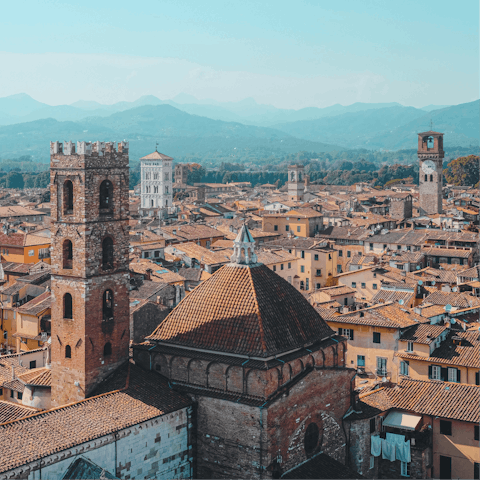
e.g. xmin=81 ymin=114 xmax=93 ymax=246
xmin=301 ymin=266 xmax=305 ymax=273
xmin=63 ymin=239 xmax=73 ymax=269
xmin=10 ymin=390 xmax=14 ymax=398
xmin=440 ymin=420 xmax=452 ymax=436
xmin=304 ymin=423 xmax=320 ymax=456
xmin=476 ymin=372 xmax=480 ymax=386
xmin=361 ymin=283 xmax=366 ymax=289
xmin=301 ymin=251 xmax=305 ymax=259
xmin=288 ymin=262 xmax=291 ymax=269
xmin=99 ymin=180 xmax=113 ymax=211
xmin=339 ymin=250 xmax=343 ymax=257
xmin=357 ymin=355 xmax=365 ymax=367
xmin=274 ymin=225 xmax=278 ymax=231
xmin=337 ymin=265 xmax=342 ymax=273
xmin=154 ymin=186 xmax=158 ymax=193
xmin=475 ymin=425 xmax=479 ymax=441
xmin=424 ymin=174 xmax=427 ymax=182
xmin=352 ymin=282 xmax=356 ymax=288
xmin=316 ymin=269 xmax=322 ymax=276
xmin=104 ymin=342 xmax=112 ymax=356
xmin=377 ymin=357 xmax=387 ymax=376
xmin=369 ymin=456 xmax=375 ymax=470
xmin=65 ymin=345 xmax=71 ymax=358
xmin=316 ymin=283 xmax=321 ymax=289
xmin=154 ymin=250 xmax=160 ymax=258
xmin=347 ymin=251 xmax=351 ymax=258
xmin=300 ymin=281 xmax=305 ymax=290
xmin=400 ymin=361 xmax=409 ymax=376
xmin=28 ymin=250 xmax=34 ymax=257
xmin=400 ymin=461 xmax=410 ymax=477
xmin=306 ymin=278 xmax=309 ymax=290
xmin=273 ymin=265 xmax=276 ymax=272
xmin=475 ymin=463 xmax=479 ymax=480
xmin=370 ymin=418 xmax=376 ymax=433
xmin=448 ymin=367 xmax=460 ymax=383
xmin=102 ymin=237 xmax=114 ymax=269
xmin=63 ymin=180 xmax=74 ymax=213
xmin=430 ymin=174 xmax=433 ymax=182
xmin=328 ymin=254 xmax=332 ymax=260
xmin=63 ymin=293 xmax=73 ymax=319
xmin=103 ymin=290 xmax=114 ymax=321
xmin=17 ymin=391 xmax=23 ymax=400
xmin=0 ymin=388 xmax=2 ymax=396
xmin=285 ymin=225 xmax=289 ymax=232
xmin=429 ymin=365 xmax=441 ymax=380
xmin=280 ymin=264 xmax=284 ymax=270
xmin=407 ymin=341 xmax=413 ymax=352
xmin=314 ymin=254 xmax=319 ymax=261
xmin=338 ymin=328 xmax=354 ymax=340
xmin=297 ymin=226 xmax=301 ymax=233
xmin=288 ymin=249 xmax=292 ymax=254
xmin=369 ymin=243 xmax=373 ymax=251
xmin=372 ymin=283 xmax=377 ymax=290
xmin=373 ymin=332 xmax=381 ymax=344
xmin=29 ymin=361 xmax=36 ymax=369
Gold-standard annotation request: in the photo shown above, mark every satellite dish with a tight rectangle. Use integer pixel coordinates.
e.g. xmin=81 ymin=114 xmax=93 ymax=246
xmin=382 ymin=377 xmax=387 ymax=383
xmin=452 ymin=287 xmax=458 ymax=292
xmin=399 ymin=299 xmax=404 ymax=305
xmin=416 ymin=266 xmax=420 ymax=270
xmin=445 ymin=304 xmax=452 ymax=312
xmin=451 ymin=318 xmax=456 ymax=324
xmin=418 ymin=280 xmax=423 ymax=286
xmin=432 ymin=280 xmax=436 ymax=286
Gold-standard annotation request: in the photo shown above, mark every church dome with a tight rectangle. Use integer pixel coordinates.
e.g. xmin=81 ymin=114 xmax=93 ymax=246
xmin=147 ymin=225 xmax=334 ymax=358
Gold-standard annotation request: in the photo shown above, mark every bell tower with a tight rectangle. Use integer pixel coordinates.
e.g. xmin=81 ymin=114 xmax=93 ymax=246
xmin=288 ymin=164 xmax=305 ymax=201
xmin=50 ymin=140 xmax=130 ymax=407
xmin=418 ymin=131 xmax=444 ymax=215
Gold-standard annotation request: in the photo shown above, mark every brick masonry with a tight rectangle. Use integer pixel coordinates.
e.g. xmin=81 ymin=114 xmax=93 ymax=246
xmin=50 ymin=141 xmax=131 ymax=407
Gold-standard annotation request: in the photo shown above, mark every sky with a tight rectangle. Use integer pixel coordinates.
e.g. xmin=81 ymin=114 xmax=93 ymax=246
xmin=0 ymin=0 xmax=478 ymax=109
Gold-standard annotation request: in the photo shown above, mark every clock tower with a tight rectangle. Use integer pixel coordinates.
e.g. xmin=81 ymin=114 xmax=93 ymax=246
xmin=418 ymin=131 xmax=444 ymax=215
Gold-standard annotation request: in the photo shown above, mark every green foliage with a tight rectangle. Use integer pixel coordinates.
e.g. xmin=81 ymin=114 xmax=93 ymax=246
xmin=186 ymin=164 xmax=207 ymax=185
xmin=34 ymin=171 xmax=50 ymax=188
xmin=384 ymin=178 xmax=404 ymax=187
xmin=6 ymin=171 xmax=24 ymax=189
xmin=443 ymin=155 xmax=479 ymax=187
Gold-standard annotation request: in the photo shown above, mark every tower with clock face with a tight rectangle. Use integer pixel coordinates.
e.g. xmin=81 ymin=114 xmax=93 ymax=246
xmin=418 ymin=131 xmax=444 ymax=215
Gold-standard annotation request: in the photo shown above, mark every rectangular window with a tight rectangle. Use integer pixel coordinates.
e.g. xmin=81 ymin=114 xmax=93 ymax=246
xmin=328 ymin=254 xmax=332 ymax=260
xmin=370 ymin=418 xmax=376 ymax=434
xmin=337 ymin=265 xmax=342 ymax=273
xmin=297 ymin=226 xmax=301 ymax=233
xmin=300 ymin=266 xmax=305 ymax=273
xmin=273 ymin=265 xmax=276 ymax=272
xmin=338 ymin=328 xmax=354 ymax=340
xmin=447 ymin=367 xmax=460 ymax=383
xmin=10 ymin=390 xmax=13 ymax=398
xmin=274 ymin=225 xmax=278 ymax=231
xmin=0 ymin=388 xmax=2 ymax=396
xmin=280 ymin=264 xmax=284 ymax=270
xmin=400 ymin=361 xmax=409 ymax=376
xmin=306 ymin=278 xmax=309 ymax=290
xmin=430 ymin=365 xmax=441 ymax=380
xmin=357 ymin=355 xmax=365 ymax=367
xmin=314 ymin=254 xmax=319 ymax=261
xmin=285 ymin=225 xmax=289 ymax=232
xmin=28 ymin=250 xmax=34 ymax=256
xmin=17 ymin=392 xmax=23 ymax=400
xmin=372 ymin=283 xmax=377 ymax=290
xmin=440 ymin=420 xmax=452 ymax=436
xmin=369 ymin=243 xmax=373 ymax=251
xmin=475 ymin=463 xmax=479 ymax=480
xmin=369 ymin=456 xmax=375 ymax=470
xmin=377 ymin=357 xmax=387 ymax=375
xmin=352 ymin=282 xmax=356 ymax=288
xmin=361 ymin=283 xmax=366 ymax=289
xmin=373 ymin=332 xmax=381 ymax=344
xmin=316 ymin=269 xmax=322 ymax=276
xmin=339 ymin=250 xmax=343 ymax=257
xmin=475 ymin=425 xmax=479 ymax=441
xmin=407 ymin=342 xmax=413 ymax=352
xmin=316 ymin=283 xmax=321 ymax=289
xmin=347 ymin=251 xmax=351 ymax=258
xmin=288 ymin=263 xmax=291 ymax=269
xmin=400 ymin=461 xmax=410 ymax=477
xmin=301 ymin=251 xmax=305 ymax=259
xmin=29 ymin=360 xmax=36 ymax=369
xmin=476 ymin=372 xmax=480 ymax=385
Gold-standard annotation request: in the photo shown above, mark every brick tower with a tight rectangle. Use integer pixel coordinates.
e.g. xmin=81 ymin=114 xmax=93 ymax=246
xmin=288 ymin=164 xmax=305 ymax=201
xmin=418 ymin=131 xmax=444 ymax=215
xmin=50 ymin=141 xmax=130 ymax=407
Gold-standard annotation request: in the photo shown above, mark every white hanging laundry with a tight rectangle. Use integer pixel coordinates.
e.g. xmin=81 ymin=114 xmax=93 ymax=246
xmin=382 ymin=439 xmax=396 ymax=462
xmin=371 ymin=435 xmax=382 ymax=457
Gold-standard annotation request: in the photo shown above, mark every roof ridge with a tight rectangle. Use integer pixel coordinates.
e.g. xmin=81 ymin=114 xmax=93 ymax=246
xmin=247 ymin=266 xmax=268 ymax=355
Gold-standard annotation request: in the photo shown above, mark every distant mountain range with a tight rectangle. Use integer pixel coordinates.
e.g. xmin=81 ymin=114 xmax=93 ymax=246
xmin=0 ymin=93 xmax=477 ymax=161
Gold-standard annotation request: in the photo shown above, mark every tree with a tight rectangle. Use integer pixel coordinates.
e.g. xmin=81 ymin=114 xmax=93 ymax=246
xmin=23 ymin=174 xmax=35 ymax=188
xmin=186 ymin=164 xmax=206 ymax=185
xmin=325 ymin=276 xmax=338 ymax=287
xmin=6 ymin=172 xmax=24 ymax=189
xmin=443 ymin=155 xmax=479 ymax=187
xmin=34 ymin=171 xmax=50 ymax=188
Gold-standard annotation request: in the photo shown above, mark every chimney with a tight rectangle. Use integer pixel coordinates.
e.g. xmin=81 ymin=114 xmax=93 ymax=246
xmin=11 ymin=365 xmax=15 ymax=380
xmin=146 ymin=268 xmax=152 ymax=281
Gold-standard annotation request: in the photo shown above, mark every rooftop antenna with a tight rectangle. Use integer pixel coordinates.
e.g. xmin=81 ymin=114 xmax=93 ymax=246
xmin=155 ymin=141 xmax=159 ymax=152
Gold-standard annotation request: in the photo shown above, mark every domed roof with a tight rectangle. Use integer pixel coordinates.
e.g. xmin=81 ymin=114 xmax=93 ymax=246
xmin=147 ymin=262 xmax=334 ymax=358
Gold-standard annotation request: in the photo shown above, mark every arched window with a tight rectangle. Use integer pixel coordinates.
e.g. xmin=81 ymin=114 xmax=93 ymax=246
xmin=424 ymin=174 xmax=428 ymax=182
xmin=63 ymin=293 xmax=73 ymax=319
xmin=430 ymin=174 xmax=433 ymax=182
xmin=104 ymin=342 xmax=112 ymax=356
xmin=63 ymin=180 xmax=74 ymax=214
xmin=151 ymin=199 xmax=154 ymax=207
xmin=65 ymin=345 xmax=71 ymax=358
xmin=103 ymin=290 xmax=113 ymax=320
xmin=63 ymin=239 xmax=73 ymax=269
xmin=99 ymin=180 xmax=113 ymax=211
xmin=102 ymin=237 xmax=114 ymax=270
xmin=304 ymin=422 xmax=320 ymax=456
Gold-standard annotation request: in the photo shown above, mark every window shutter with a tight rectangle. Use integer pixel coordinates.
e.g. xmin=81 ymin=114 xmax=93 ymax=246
xmin=441 ymin=368 xmax=448 ymax=382
xmin=338 ymin=328 xmax=343 ymax=336
xmin=476 ymin=372 xmax=480 ymax=386
xmin=428 ymin=365 xmax=432 ymax=379
xmin=456 ymin=369 xmax=461 ymax=383
xmin=351 ymin=330 xmax=354 ymax=341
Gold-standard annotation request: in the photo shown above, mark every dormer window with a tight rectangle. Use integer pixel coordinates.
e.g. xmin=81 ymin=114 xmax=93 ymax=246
xmin=407 ymin=341 xmax=413 ymax=352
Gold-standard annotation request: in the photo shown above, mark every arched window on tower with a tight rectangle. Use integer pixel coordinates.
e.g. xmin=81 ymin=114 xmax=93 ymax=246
xmin=63 ymin=180 xmax=74 ymax=214
xmin=102 ymin=237 xmax=114 ymax=270
xmin=424 ymin=174 xmax=428 ymax=182
xmin=151 ymin=199 xmax=154 ymax=207
xmin=63 ymin=293 xmax=73 ymax=319
xmin=103 ymin=290 xmax=113 ymax=321
xmin=62 ymin=239 xmax=73 ymax=269
xmin=430 ymin=174 xmax=433 ymax=182
xmin=99 ymin=180 xmax=113 ymax=212
xmin=104 ymin=342 xmax=112 ymax=356
xmin=65 ymin=345 xmax=71 ymax=358
xmin=427 ymin=136 xmax=434 ymax=148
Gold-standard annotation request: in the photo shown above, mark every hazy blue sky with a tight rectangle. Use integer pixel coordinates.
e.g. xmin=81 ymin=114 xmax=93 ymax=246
xmin=0 ymin=0 xmax=478 ymax=108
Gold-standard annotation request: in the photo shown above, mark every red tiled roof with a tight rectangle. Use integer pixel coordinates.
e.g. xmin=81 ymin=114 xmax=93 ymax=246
xmin=148 ymin=263 xmax=334 ymax=358
xmin=0 ymin=401 xmax=37 ymax=424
